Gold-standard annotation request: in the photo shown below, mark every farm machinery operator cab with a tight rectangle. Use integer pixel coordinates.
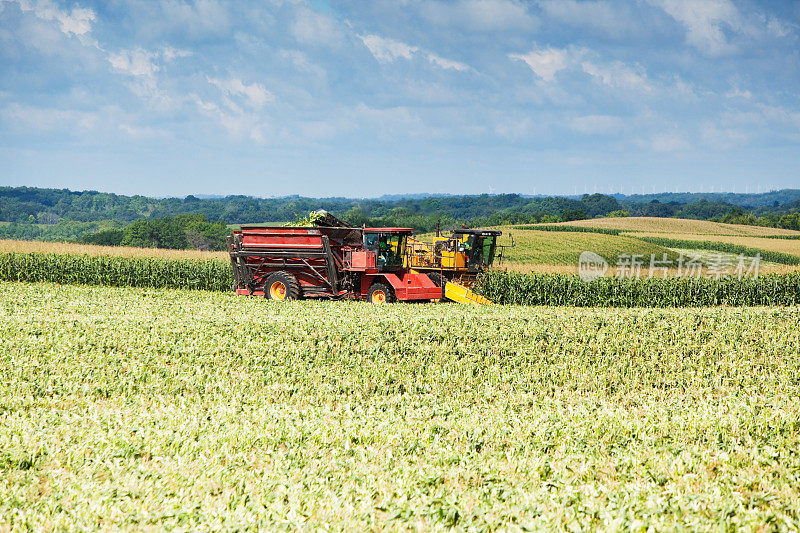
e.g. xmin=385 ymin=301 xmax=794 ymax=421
xmin=450 ymin=229 xmax=502 ymax=273
xmin=363 ymin=230 xmax=407 ymax=270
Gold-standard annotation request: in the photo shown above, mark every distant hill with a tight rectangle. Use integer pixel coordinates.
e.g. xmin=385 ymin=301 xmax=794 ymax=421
xmin=1 ymin=186 xmax=799 ymax=243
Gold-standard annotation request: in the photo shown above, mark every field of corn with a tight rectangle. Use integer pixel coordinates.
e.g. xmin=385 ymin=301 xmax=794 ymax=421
xmin=2 ymin=281 xmax=799 ymax=529
xmin=3 ymin=249 xmax=800 ymax=306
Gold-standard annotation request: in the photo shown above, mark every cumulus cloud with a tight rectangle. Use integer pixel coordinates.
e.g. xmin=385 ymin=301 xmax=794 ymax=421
xmin=509 ymin=47 xmax=568 ymax=82
xmin=648 ymin=0 xmax=741 ymax=55
xmin=108 ymin=46 xmax=192 ymax=78
xmin=291 ymin=7 xmax=343 ymax=47
xmin=570 ymin=114 xmax=624 ymax=135
xmin=538 ymin=0 xmax=635 ymax=38
xmin=511 ymin=46 xmax=656 ymax=94
xmin=420 ymin=0 xmax=538 ymax=31
xmin=580 ymin=60 xmax=652 ymax=92
xmin=108 ymin=48 xmax=160 ymax=78
xmin=359 ymin=34 xmax=469 ymax=71
xmin=647 ymin=0 xmax=791 ymax=56
xmin=3 ymin=0 xmax=96 ymax=36
xmin=192 ymin=94 xmax=268 ymax=144
xmin=650 ymin=131 xmax=690 ymax=152
xmin=207 ymin=77 xmax=274 ymax=108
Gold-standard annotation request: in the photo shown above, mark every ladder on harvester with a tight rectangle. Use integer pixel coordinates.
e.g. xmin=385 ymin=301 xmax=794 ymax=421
xmin=443 ymin=281 xmax=492 ymax=305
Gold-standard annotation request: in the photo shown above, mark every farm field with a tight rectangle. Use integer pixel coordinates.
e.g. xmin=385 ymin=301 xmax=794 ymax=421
xmin=634 ymin=233 xmax=800 ymax=258
xmin=2 ymin=282 xmax=800 ymax=529
xmin=0 ymin=238 xmax=228 ymax=261
xmin=493 ymin=229 xmax=678 ymax=266
xmin=545 ymin=217 xmax=800 ymax=237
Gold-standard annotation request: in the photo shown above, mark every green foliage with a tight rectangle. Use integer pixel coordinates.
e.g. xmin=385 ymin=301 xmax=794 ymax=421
xmin=605 ymin=210 xmax=630 ymax=218
xmin=475 ymin=271 xmax=800 ymax=306
xmin=560 ymin=209 xmax=589 ymax=221
xmin=636 ymin=236 xmax=800 ymax=265
xmin=84 ymin=214 xmax=230 ymax=251
xmin=0 ymin=252 xmax=232 ymax=291
xmin=80 ymin=229 xmax=125 ymax=246
xmin=0 ymin=220 xmax=121 ymax=242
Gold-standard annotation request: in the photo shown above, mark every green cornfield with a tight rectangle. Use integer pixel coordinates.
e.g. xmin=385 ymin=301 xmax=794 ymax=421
xmin=0 ymin=252 xmax=232 ymax=291
xmin=475 ymin=270 xmax=800 ymax=306
xmin=2 ymin=282 xmax=799 ymax=529
xmin=2 ymin=251 xmax=800 ymax=307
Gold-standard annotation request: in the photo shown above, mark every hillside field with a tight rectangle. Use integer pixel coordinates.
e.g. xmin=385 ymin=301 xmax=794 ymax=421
xmin=546 ymin=217 xmax=800 ymax=236
xmin=4 ymin=215 xmax=800 ymax=276
xmin=2 ymin=282 xmax=800 ymax=529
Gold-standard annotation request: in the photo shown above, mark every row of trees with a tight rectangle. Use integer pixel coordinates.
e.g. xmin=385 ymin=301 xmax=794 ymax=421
xmin=80 ymin=215 xmax=229 ymax=251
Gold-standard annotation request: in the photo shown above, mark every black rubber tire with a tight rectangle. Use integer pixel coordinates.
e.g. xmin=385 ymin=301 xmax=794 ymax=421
xmin=367 ymin=282 xmax=395 ymax=304
xmin=264 ymin=271 xmax=301 ymax=300
xmin=426 ymin=272 xmax=447 ymax=300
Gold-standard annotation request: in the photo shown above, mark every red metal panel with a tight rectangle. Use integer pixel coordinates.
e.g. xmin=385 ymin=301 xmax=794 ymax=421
xmin=350 ymin=251 xmax=375 ymax=269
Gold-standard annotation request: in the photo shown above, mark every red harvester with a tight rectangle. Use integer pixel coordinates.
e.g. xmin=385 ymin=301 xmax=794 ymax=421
xmin=227 ymin=224 xmax=442 ymax=303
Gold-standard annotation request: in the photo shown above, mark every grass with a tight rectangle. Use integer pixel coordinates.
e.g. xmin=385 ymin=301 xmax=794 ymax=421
xmin=540 ymin=217 xmax=800 ymax=236
xmin=1 ymin=282 xmax=799 ymax=529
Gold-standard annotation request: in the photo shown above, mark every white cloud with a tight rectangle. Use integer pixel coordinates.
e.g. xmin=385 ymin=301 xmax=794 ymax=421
xmin=291 ymin=7 xmax=343 ymax=47
xmin=509 ymin=47 xmax=568 ymax=82
xmin=359 ymin=34 xmax=469 ymax=71
xmin=570 ymin=115 xmax=624 ymax=135
xmin=207 ymin=77 xmax=274 ymax=108
xmin=420 ymin=0 xmax=538 ymax=31
xmin=724 ymin=87 xmax=752 ymax=99
xmin=192 ymin=94 xmax=268 ymax=144
xmin=426 ymin=53 xmax=469 ymax=72
xmin=153 ymin=0 xmax=231 ymax=40
xmin=108 ymin=46 xmax=192 ymax=77
xmin=5 ymin=0 xmax=96 ymax=36
xmin=162 ymin=46 xmax=192 ymax=61
xmin=279 ymin=50 xmax=326 ymax=79
xmin=360 ymin=34 xmax=417 ymax=63
xmin=580 ymin=60 xmax=652 ymax=92
xmin=650 ymin=132 xmax=690 ymax=152
xmin=647 ymin=0 xmax=741 ymax=55
xmin=701 ymin=123 xmax=748 ymax=149
xmin=538 ymin=0 xmax=634 ymax=38
xmin=109 ymin=48 xmax=159 ymax=78
xmin=1 ymin=102 xmax=97 ymax=131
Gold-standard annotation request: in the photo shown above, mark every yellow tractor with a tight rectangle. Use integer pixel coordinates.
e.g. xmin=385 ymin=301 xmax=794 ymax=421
xmin=407 ymin=227 xmax=512 ymax=304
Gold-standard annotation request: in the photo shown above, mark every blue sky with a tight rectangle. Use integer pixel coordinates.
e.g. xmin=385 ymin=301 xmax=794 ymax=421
xmin=0 ymin=0 xmax=798 ymax=197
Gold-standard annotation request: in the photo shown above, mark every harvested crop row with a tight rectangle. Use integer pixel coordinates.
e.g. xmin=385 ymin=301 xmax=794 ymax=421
xmin=475 ymin=270 xmax=800 ymax=306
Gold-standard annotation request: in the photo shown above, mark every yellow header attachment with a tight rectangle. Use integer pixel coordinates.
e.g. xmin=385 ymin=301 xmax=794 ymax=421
xmin=443 ymin=281 xmax=492 ymax=305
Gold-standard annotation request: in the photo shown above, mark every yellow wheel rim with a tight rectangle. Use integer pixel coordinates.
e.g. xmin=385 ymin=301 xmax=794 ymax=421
xmin=371 ymin=289 xmax=386 ymax=303
xmin=270 ymin=281 xmax=287 ymax=300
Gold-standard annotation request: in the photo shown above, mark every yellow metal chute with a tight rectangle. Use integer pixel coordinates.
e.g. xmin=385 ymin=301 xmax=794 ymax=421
xmin=443 ymin=281 xmax=492 ymax=305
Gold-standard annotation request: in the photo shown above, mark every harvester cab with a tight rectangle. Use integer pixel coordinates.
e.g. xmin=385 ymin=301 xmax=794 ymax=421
xmin=363 ymin=229 xmax=408 ymax=270
xmin=451 ymin=229 xmax=502 ymax=273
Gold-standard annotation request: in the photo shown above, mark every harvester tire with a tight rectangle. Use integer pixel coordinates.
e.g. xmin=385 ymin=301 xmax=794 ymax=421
xmin=264 ymin=271 xmax=301 ymax=301
xmin=367 ymin=282 xmax=395 ymax=304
